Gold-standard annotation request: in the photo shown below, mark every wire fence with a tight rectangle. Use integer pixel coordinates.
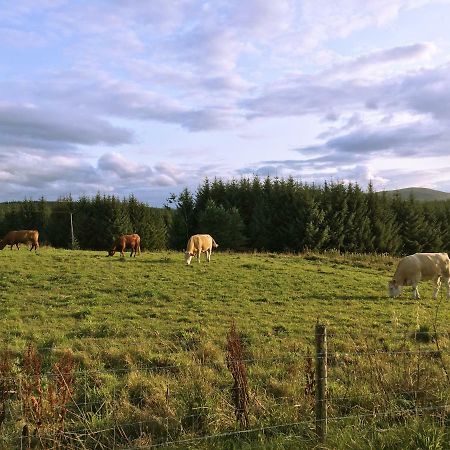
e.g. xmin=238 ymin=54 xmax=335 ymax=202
xmin=1 ymin=325 xmax=450 ymax=449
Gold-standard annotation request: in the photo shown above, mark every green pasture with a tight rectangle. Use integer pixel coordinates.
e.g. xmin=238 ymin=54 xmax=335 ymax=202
xmin=1 ymin=248 xmax=450 ymax=449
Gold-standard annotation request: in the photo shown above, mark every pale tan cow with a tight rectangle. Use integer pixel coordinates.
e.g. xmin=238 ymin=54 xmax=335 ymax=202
xmin=0 ymin=230 xmax=39 ymax=252
xmin=388 ymin=253 xmax=450 ymax=299
xmin=108 ymin=234 xmax=141 ymax=257
xmin=185 ymin=234 xmax=218 ymax=265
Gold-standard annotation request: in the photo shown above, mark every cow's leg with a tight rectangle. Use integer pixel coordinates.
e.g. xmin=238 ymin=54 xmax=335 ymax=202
xmin=444 ymin=277 xmax=450 ymax=299
xmin=433 ymin=277 xmax=441 ymax=299
xmin=16 ymin=243 xmax=20 ymax=250
xmin=197 ymin=251 xmax=201 ymax=263
xmin=207 ymin=248 xmax=211 ymax=262
xmin=412 ymin=283 xmax=420 ymax=299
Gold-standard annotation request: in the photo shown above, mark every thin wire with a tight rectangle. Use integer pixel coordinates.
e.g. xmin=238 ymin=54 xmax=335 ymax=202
xmin=120 ymin=403 xmax=450 ymax=449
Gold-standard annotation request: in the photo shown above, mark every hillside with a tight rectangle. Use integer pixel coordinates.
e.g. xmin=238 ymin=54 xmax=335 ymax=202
xmin=380 ymin=187 xmax=450 ymax=201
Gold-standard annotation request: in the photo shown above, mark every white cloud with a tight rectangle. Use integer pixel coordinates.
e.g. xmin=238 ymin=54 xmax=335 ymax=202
xmin=2 ymin=1 xmax=450 ymax=203
xmin=297 ymin=0 xmax=446 ymax=53
xmin=0 ymin=150 xmax=203 ymax=202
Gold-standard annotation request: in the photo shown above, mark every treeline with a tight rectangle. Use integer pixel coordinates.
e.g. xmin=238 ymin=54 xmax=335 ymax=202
xmin=0 ymin=195 xmax=170 ymax=250
xmin=169 ymin=178 xmax=450 ymax=255
xmin=1 ymin=178 xmax=450 ymax=255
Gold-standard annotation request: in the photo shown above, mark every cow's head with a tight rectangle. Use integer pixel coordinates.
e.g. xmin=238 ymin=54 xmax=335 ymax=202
xmin=185 ymin=251 xmax=194 ymax=265
xmin=388 ymin=280 xmax=402 ymax=298
xmin=0 ymin=240 xmax=5 ymax=250
xmin=108 ymin=249 xmax=116 ymax=257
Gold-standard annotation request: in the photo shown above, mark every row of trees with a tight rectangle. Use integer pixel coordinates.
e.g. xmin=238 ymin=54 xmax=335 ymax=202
xmin=168 ymin=178 xmax=450 ymax=255
xmin=0 ymin=195 xmax=170 ymax=250
xmin=1 ymin=178 xmax=449 ymax=255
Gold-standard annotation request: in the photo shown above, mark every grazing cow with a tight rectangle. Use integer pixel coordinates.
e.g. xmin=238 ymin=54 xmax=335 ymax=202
xmin=185 ymin=234 xmax=218 ymax=265
xmin=388 ymin=253 xmax=450 ymax=299
xmin=0 ymin=230 xmax=39 ymax=252
xmin=108 ymin=234 xmax=141 ymax=257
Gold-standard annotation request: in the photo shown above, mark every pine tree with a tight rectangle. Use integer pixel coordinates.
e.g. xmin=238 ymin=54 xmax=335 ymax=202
xmin=198 ymin=200 xmax=246 ymax=250
xmin=35 ymin=197 xmax=51 ymax=244
xmin=322 ymin=182 xmax=348 ymax=251
xmin=367 ymin=187 xmax=401 ymax=254
xmin=302 ymin=189 xmax=329 ymax=251
xmin=167 ymin=189 xmax=195 ymax=250
xmin=422 ymin=202 xmax=444 ymax=252
xmin=344 ymin=184 xmax=373 ymax=252
xmin=394 ymin=194 xmax=427 ymax=254
xmin=47 ymin=196 xmax=74 ymax=248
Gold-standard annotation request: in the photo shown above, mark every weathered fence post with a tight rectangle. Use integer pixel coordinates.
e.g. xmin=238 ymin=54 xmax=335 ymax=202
xmin=315 ymin=322 xmax=327 ymax=443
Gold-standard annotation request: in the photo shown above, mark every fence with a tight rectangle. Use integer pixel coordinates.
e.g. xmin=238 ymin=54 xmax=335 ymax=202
xmin=1 ymin=323 xmax=450 ymax=449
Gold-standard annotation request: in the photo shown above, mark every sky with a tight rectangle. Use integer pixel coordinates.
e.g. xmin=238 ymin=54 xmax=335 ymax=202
xmin=2 ymin=0 xmax=450 ymax=205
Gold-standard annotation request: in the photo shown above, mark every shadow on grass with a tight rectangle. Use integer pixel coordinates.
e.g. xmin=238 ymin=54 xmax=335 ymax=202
xmin=313 ymin=294 xmax=382 ymax=301
xmin=137 ymin=257 xmax=177 ymax=264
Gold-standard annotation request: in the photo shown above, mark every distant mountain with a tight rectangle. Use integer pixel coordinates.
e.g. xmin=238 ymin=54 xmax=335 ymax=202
xmin=380 ymin=187 xmax=450 ymax=201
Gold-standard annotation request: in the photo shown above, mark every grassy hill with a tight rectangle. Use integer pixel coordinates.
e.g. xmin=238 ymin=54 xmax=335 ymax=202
xmin=381 ymin=187 xmax=450 ymax=201
xmin=1 ymin=249 xmax=450 ymax=448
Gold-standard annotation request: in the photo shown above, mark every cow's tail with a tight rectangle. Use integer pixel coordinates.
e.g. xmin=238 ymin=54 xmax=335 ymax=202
xmin=212 ymin=238 xmax=218 ymax=248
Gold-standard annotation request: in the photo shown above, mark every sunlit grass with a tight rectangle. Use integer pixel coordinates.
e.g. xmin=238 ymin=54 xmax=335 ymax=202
xmin=1 ymin=248 xmax=449 ymax=448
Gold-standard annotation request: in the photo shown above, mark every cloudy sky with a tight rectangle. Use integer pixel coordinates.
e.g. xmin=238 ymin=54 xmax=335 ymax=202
xmin=2 ymin=0 xmax=450 ymax=205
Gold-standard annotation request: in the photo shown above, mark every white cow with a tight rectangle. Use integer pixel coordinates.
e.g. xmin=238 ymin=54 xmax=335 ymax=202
xmin=185 ymin=234 xmax=218 ymax=265
xmin=388 ymin=252 xmax=450 ymax=299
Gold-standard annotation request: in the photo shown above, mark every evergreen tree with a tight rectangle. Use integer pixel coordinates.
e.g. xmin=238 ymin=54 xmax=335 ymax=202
xmin=394 ymin=194 xmax=427 ymax=254
xmin=344 ymin=184 xmax=373 ymax=252
xmin=302 ymin=190 xmax=330 ymax=251
xmin=167 ymin=189 xmax=195 ymax=250
xmin=422 ymin=202 xmax=444 ymax=252
xmin=47 ymin=196 xmax=75 ymax=248
xmin=322 ymin=182 xmax=348 ymax=251
xmin=35 ymin=197 xmax=51 ymax=244
xmin=248 ymin=177 xmax=274 ymax=250
xmin=367 ymin=187 xmax=401 ymax=254
xmin=197 ymin=200 xmax=246 ymax=250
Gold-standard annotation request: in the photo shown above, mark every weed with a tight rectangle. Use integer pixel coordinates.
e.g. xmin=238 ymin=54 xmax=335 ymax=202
xmin=413 ymin=325 xmax=433 ymax=343
xmin=227 ymin=322 xmax=250 ymax=429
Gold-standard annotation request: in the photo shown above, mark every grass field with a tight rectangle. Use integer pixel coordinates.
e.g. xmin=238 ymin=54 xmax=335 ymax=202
xmin=1 ymin=248 xmax=450 ymax=449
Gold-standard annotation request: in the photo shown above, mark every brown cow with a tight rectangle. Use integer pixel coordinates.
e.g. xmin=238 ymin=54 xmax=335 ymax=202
xmin=108 ymin=234 xmax=141 ymax=257
xmin=0 ymin=230 xmax=39 ymax=252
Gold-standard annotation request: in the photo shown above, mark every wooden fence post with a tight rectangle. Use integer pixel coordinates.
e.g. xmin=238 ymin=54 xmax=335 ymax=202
xmin=315 ymin=322 xmax=327 ymax=443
